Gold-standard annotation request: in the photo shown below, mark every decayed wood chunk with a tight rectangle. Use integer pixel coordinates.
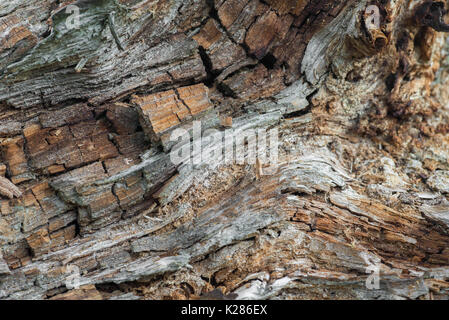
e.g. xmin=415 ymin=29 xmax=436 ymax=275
xmin=0 ymin=14 xmax=38 ymax=70
xmin=50 ymin=285 xmax=102 ymax=300
xmin=245 ymin=10 xmax=294 ymax=59
xmin=1 ymin=137 xmax=32 ymax=184
xmin=223 ymin=64 xmax=286 ymax=100
xmin=0 ymin=251 xmax=11 ymax=275
xmin=39 ymin=104 xmax=94 ymax=129
xmin=105 ymin=103 xmax=140 ymax=135
xmin=193 ymin=19 xmax=246 ymax=71
xmin=0 ymin=176 xmax=22 ymax=199
xmin=24 ymin=119 xmax=119 ymax=172
xmin=133 ymin=83 xmax=215 ymax=148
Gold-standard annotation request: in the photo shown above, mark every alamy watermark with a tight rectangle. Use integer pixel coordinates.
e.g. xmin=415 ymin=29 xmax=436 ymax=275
xmin=365 ymin=257 xmax=381 ymax=290
xmin=65 ymin=5 xmax=81 ymax=30
xmin=169 ymin=121 xmax=279 ymax=175
xmin=365 ymin=5 xmax=381 ymax=30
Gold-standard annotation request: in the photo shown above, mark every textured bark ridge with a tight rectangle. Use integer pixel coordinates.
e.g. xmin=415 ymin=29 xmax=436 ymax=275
xmin=1 ymin=0 xmax=449 ymax=300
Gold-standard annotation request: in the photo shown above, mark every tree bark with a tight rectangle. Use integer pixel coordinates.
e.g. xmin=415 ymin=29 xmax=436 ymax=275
xmin=1 ymin=0 xmax=449 ymax=300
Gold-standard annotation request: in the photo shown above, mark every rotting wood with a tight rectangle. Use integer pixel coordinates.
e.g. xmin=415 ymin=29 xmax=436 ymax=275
xmin=0 ymin=0 xmax=449 ymax=301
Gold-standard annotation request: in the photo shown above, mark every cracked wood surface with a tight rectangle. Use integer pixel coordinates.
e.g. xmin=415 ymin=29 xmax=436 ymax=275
xmin=1 ymin=0 xmax=449 ymax=300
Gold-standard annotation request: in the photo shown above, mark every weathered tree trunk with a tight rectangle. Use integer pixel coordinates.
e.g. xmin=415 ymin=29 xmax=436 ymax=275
xmin=1 ymin=0 xmax=449 ymax=300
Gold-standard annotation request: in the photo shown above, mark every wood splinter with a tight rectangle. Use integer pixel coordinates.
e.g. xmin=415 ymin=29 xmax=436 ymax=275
xmin=0 ymin=176 xmax=22 ymax=199
xmin=108 ymin=12 xmax=125 ymax=51
xmin=220 ymin=116 xmax=233 ymax=128
xmin=75 ymin=57 xmax=88 ymax=73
